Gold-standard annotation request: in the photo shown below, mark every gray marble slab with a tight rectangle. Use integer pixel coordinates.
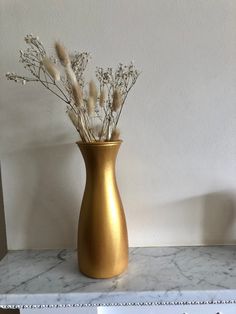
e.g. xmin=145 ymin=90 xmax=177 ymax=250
xmin=0 ymin=247 xmax=236 ymax=308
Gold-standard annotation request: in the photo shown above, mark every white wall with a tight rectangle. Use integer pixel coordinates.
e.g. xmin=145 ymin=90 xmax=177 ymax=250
xmin=0 ymin=0 xmax=236 ymax=249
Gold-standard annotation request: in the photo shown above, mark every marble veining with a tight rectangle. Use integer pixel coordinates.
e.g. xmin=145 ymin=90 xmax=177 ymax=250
xmin=1 ymin=246 xmax=236 ymax=307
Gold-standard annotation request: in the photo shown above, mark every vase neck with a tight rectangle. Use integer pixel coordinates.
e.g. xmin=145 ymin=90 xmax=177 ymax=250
xmin=78 ymin=142 xmax=121 ymax=176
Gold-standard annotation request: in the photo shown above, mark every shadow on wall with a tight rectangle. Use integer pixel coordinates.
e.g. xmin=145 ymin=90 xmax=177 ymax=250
xmin=202 ymin=192 xmax=236 ymax=245
xmin=130 ymin=191 xmax=236 ymax=247
xmin=24 ymin=144 xmax=84 ymax=249
xmin=2 ymin=143 xmax=84 ymax=249
xmin=2 ymin=142 xmax=236 ymax=248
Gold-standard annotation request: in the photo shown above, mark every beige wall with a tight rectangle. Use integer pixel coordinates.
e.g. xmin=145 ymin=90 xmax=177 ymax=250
xmin=0 ymin=0 xmax=236 ymax=249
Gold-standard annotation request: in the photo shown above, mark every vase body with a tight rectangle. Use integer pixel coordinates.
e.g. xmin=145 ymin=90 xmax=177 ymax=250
xmin=77 ymin=141 xmax=128 ymax=279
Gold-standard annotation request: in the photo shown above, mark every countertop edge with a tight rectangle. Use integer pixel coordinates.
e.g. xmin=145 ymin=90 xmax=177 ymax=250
xmin=1 ymin=290 xmax=236 ymax=308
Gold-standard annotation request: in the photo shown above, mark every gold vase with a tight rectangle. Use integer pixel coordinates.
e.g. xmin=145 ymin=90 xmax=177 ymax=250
xmin=77 ymin=140 xmax=128 ymax=279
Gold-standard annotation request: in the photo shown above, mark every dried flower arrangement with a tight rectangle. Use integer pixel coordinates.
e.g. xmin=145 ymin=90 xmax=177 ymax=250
xmin=6 ymin=34 xmax=139 ymax=142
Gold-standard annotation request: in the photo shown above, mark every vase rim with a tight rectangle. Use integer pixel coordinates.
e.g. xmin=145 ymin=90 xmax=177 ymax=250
xmin=77 ymin=140 xmax=122 ymax=147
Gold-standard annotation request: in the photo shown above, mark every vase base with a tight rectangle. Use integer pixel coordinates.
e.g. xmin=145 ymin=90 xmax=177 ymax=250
xmin=79 ymin=265 xmax=128 ymax=279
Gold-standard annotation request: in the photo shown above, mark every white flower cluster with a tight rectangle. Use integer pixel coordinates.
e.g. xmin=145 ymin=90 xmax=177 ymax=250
xmin=24 ymin=34 xmax=40 ymax=44
xmin=6 ymin=72 xmax=26 ymax=85
xmin=71 ymin=52 xmax=90 ymax=87
xmin=96 ymin=63 xmax=139 ymax=89
xmin=96 ymin=62 xmax=139 ymax=109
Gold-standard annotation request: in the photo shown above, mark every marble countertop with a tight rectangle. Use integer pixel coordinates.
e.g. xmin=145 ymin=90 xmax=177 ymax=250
xmin=1 ymin=246 xmax=236 ymax=309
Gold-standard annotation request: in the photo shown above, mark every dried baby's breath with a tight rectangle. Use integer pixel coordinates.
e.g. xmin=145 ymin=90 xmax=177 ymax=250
xmin=6 ymin=34 xmax=140 ymax=142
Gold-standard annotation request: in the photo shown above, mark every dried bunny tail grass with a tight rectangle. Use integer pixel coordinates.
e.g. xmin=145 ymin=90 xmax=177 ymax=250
xmin=87 ymin=96 xmax=95 ymax=116
xmin=89 ymin=80 xmax=98 ymax=102
xmin=42 ymin=57 xmax=60 ymax=81
xmin=68 ymin=110 xmax=78 ymax=128
xmin=65 ymin=65 xmax=77 ymax=85
xmin=55 ymin=41 xmax=70 ymax=66
xmin=112 ymin=89 xmax=122 ymax=112
xmin=72 ymin=83 xmax=83 ymax=106
xmin=99 ymin=89 xmax=106 ymax=107
xmin=110 ymin=128 xmax=120 ymax=141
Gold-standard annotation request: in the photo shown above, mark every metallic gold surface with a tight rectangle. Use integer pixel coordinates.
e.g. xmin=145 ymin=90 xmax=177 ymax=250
xmin=77 ymin=141 xmax=128 ymax=279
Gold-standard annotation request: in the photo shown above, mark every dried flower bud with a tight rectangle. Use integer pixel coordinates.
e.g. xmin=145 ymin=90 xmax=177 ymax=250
xmin=42 ymin=57 xmax=60 ymax=81
xmin=65 ymin=65 xmax=77 ymax=84
xmin=87 ymin=96 xmax=95 ymax=116
xmin=112 ymin=89 xmax=122 ymax=112
xmin=72 ymin=83 xmax=83 ymax=106
xmin=99 ymin=89 xmax=106 ymax=107
xmin=24 ymin=34 xmax=38 ymax=44
xmin=55 ymin=41 xmax=70 ymax=66
xmin=111 ymin=128 xmax=120 ymax=141
xmin=68 ymin=110 xmax=78 ymax=128
xmin=89 ymin=80 xmax=97 ymax=102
